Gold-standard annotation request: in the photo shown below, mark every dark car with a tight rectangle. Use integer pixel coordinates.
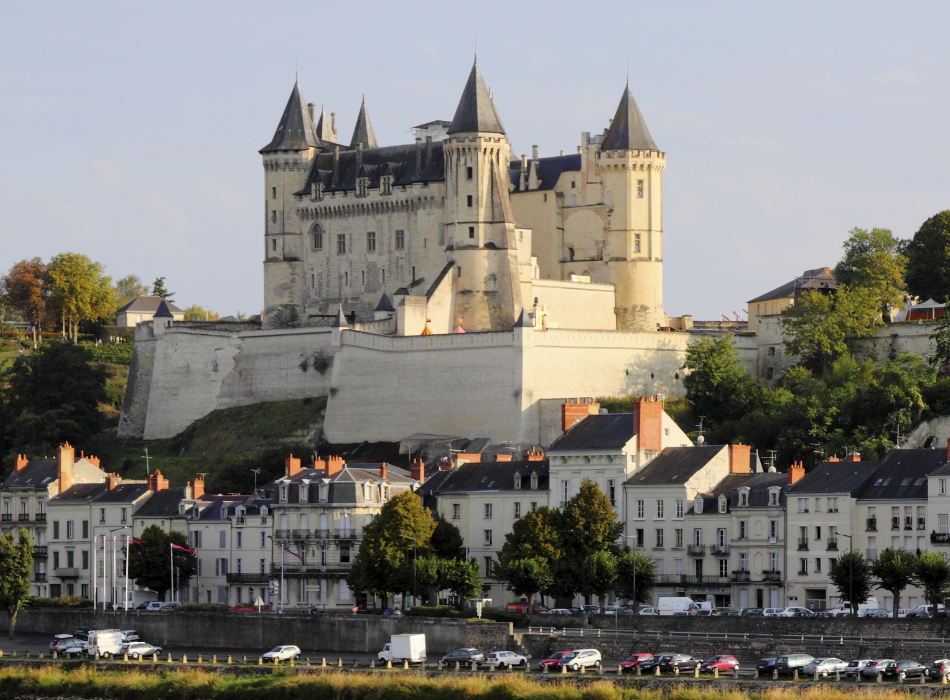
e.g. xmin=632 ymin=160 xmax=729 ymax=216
xmin=442 ymin=648 xmax=484 ymax=668
xmin=741 ymin=608 xmax=764 ymax=616
xmin=619 ymin=653 xmax=654 ymax=670
xmin=381 ymin=609 xmax=403 ymax=617
xmin=639 ymin=655 xmax=670 ymax=673
xmin=659 ymin=655 xmax=702 ymax=673
xmin=73 ymin=626 xmax=93 ymax=642
xmin=757 ymin=658 xmax=776 ymax=674
xmin=887 ymin=661 xmax=928 ymax=679
xmin=775 ymin=654 xmax=815 ymax=675
xmin=930 ymin=659 xmax=950 ymax=680
xmin=861 ymin=660 xmax=896 ymax=678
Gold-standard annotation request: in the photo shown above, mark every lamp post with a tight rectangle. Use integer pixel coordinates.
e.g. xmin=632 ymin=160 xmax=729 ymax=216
xmin=839 ymin=533 xmax=854 ymax=615
xmin=107 ymin=527 xmax=128 ymax=611
xmin=401 ymin=535 xmax=418 ymax=608
xmin=267 ymin=535 xmax=284 ymax=612
xmin=622 ymin=534 xmax=640 ymax=612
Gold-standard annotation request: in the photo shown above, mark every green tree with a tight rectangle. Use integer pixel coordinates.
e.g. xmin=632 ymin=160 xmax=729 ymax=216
xmin=114 ymin=275 xmax=149 ymax=310
xmin=578 ymin=550 xmax=618 ymax=612
xmin=871 ymin=548 xmax=917 ymax=619
xmin=430 ymin=513 xmax=464 ymax=560
xmin=681 ymin=334 xmax=760 ymax=431
xmin=46 ymin=252 xmax=115 ymax=343
xmin=913 ymin=551 xmax=950 ymax=610
xmin=557 ymin=480 xmax=624 ymax=602
xmin=0 ymin=529 xmax=33 ymax=638
xmin=128 ymin=525 xmax=196 ymax=601
xmin=443 ymin=558 xmax=482 ymax=601
xmin=781 ymin=287 xmax=882 ymax=375
xmin=151 ymin=277 xmax=174 ymax=302
xmin=904 ymin=211 xmax=950 ymax=302
xmin=930 ymin=304 xmax=950 ymax=374
xmin=614 ymin=548 xmax=658 ymax=606
xmin=495 ymin=557 xmax=554 ymax=607
xmin=829 ymin=550 xmax=873 ymax=615
xmin=3 ymin=258 xmax=48 ymax=347
xmin=183 ymin=305 xmax=215 ymax=321
xmin=495 ymin=507 xmax=561 ymax=605
xmin=834 ymin=227 xmax=906 ymax=320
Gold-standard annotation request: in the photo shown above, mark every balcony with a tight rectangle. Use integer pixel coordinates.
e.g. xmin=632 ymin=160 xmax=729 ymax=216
xmin=686 ymin=544 xmax=705 ymax=556
xmin=272 ymin=562 xmax=350 ymax=578
xmin=226 ymin=572 xmax=270 ymax=584
xmin=710 ymin=544 xmax=730 ymax=556
xmin=35 ymin=513 xmax=46 ymax=522
xmin=866 ymin=518 xmax=877 ymax=532
xmin=763 ymin=571 xmax=782 ymax=583
xmin=891 ymin=518 xmax=900 ymax=531
xmin=1 ymin=514 xmax=11 ymax=523
xmin=33 ymin=545 xmax=47 ymax=558
xmin=275 ymin=529 xmax=360 ymax=541
xmin=798 ymin=538 xmax=809 ymax=550
xmin=34 ymin=572 xmax=46 ymax=582
xmin=826 ymin=538 xmax=838 ymax=551
xmin=931 ymin=532 xmax=950 ymax=545
xmin=732 ymin=570 xmax=751 ymax=582
xmin=18 ymin=514 xmax=29 ymax=522
xmin=918 ymin=518 xmax=927 ymax=531
xmin=655 ymin=574 xmax=729 ymax=586
xmin=54 ymin=568 xmax=80 ymax=578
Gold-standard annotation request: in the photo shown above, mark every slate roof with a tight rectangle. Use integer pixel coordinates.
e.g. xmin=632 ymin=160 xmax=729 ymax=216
xmin=134 ymin=488 xmax=187 ymax=517
xmin=192 ymin=495 xmax=250 ymax=521
xmin=349 ymin=98 xmax=378 ymax=149
xmin=2 ymin=459 xmax=58 ymax=489
xmin=260 ymin=80 xmax=320 ymax=153
xmin=421 ymin=460 xmax=550 ymax=495
xmin=748 ymin=268 xmax=835 ymax=304
xmin=509 ymin=154 xmax=583 ymax=193
xmin=549 ymin=414 xmax=634 ymax=451
xmin=314 ymin=105 xmax=336 ymax=143
xmin=94 ymin=483 xmax=151 ymax=503
xmin=267 ymin=462 xmax=414 ymax=507
xmin=49 ymin=482 xmax=151 ymax=504
xmin=601 ymin=82 xmax=657 ymax=152
xmin=858 ymin=450 xmax=948 ymax=500
xmin=297 ymin=142 xmax=445 ymax=196
xmin=153 ymin=300 xmax=175 ymax=319
xmin=720 ymin=471 xmax=789 ymax=507
xmin=375 ymin=293 xmax=395 ymax=313
xmin=624 ymin=446 xmax=727 ymax=486
xmin=116 ymin=296 xmax=183 ymax=314
xmin=787 ymin=462 xmax=879 ymax=496
xmin=447 ymin=62 xmax=505 ymax=135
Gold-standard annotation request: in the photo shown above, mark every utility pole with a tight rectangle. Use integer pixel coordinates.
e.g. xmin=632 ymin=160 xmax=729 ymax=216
xmin=251 ymin=468 xmax=260 ymax=492
xmin=143 ymin=448 xmax=150 ymax=476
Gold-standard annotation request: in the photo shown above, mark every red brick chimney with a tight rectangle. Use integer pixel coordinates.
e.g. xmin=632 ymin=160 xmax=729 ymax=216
xmin=456 ymin=453 xmax=482 ymax=464
xmin=845 ymin=452 xmax=861 ymax=462
xmin=828 ymin=455 xmax=840 ymax=462
xmin=728 ymin=444 xmax=751 ymax=474
xmin=526 ymin=446 xmax=544 ymax=462
xmin=105 ymin=473 xmax=121 ymax=491
xmin=56 ymin=443 xmax=75 ymax=492
xmin=193 ymin=475 xmax=205 ymax=499
xmin=632 ymin=396 xmax=663 ymax=453
xmin=562 ymin=398 xmax=591 ymax=433
xmin=313 ymin=456 xmax=327 ymax=471
xmin=15 ymin=455 xmax=28 ymax=473
xmin=379 ymin=462 xmax=387 ymax=479
xmin=439 ymin=457 xmax=453 ymax=471
xmin=147 ymin=470 xmax=168 ymax=492
xmin=285 ymin=454 xmax=301 ymax=477
xmin=788 ymin=461 xmax=806 ymax=485
xmin=326 ymin=455 xmax=344 ymax=477
xmin=410 ymin=458 xmax=424 ymax=482
xmin=495 ymin=454 xmax=512 ymax=462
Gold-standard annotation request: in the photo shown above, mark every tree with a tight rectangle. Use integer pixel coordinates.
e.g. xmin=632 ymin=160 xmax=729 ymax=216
xmin=614 ymin=547 xmax=658 ymax=606
xmin=183 ymin=305 xmax=215 ymax=321
xmin=128 ymin=525 xmax=196 ymax=601
xmin=829 ymin=550 xmax=873 ymax=615
xmin=413 ymin=556 xmax=482 ymax=604
xmin=114 ymin=275 xmax=149 ymax=310
xmin=834 ymin=227 xmax=906 ymax=320
xmin=871 ymin=548 xmax=917 ymax=619
xmin=905 ymin=211 xmax=950 ymax=303
xmin=46 ymin=252 xmax=115 ymax=343
xmin=430 ymin=513 xmax=465 ymax=560
xmin=930 ymin=304 xmax=950 ymax=374
xmin=495 ymin=558 xmax=554 ymax=607
xmin=578 ymin=550 xmax=618 ymax=612
xmin=495 ymin=507 xmax=561 ymax=605
xmin=443 ymin=558 xmax=482 ymax=601
xmin=3 ymin=258 xmax=48 ymax=347
xmin=914 ymin=551 xmax=950 ymax=610
xmin=557 ymin=480 xmax=624 ymax=602
xmin=781 ymin=287 xmax=882 ymax=375
xmin=0 ymin=529 xmax=33 ymax=638
xmin=151 ymin=277 xmax=174 ymax=302
xmin=681 ymin=334 xmax=760 ymax=431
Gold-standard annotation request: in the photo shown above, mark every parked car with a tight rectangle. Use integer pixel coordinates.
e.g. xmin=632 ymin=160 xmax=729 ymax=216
xmin=775 ymin=654 xmax=815 ymax=675
xmin=693 ymin=609 xmax=712 ymax=616
xmin=50 ymin=635 xmax=77 ymax=652
xmin=710 ymin=607 xmax=739 ymax=616
xmin=757 ymin=658 xmax=776 ymax=674
xmin=846 ymin=659 xmax=876 ymax=677
xmin=442 ymin=648 xmax=484 ymax=668
xmin=73 ymin=626 xmax=93 ymax=641
xmin=741 ymin=608 xmax=764 ymax=616
xmin=120 ymin=642 xmax=162 ymax=659
xmin=578 ymin=605 xmax=600 ymax=614
xmin=762 ymin=608 xmax=784 ymax=617
xmin=930 ymin=659 xmax=950 ymax=680
xmin=859 ymin=609 xmax=890 ymax=618
xmin=861 ymin=659 xmax=897 ymax=678
xmin=557 ymin=649 xmax=602 ymax=671
xmin=639 ymin=655 xmax=669 ymax=673
xmin=803 ymin=658 xmax=849 ymax=677
xmin=659 ymin=655 xmax=702 ymax=673
xmin=888 ymin=661 xmax=928 ymax=679
xmin=121 ymin=630 xmax=140 ymax=642
xmin=700 ymin=655 xmax=739 ymax=673
xmin=638 ymin=606 xmax=659 ymax=615
xmin=61 ymin=641 xmax=88 ymax=659
xmin=619 ymin=653 xmax=655 ymax=670
xmin=262 ymin=645 xmax=301 ymax=662
xmin=538 ymin=650 xmax=573 ymax=670
xmin=604 ymin=606 xmax=633 ymax=615
xmin=777 ymin=607 xmax=813 ymax=617
xmin=545 ymin=608 xmax=573 ymax=615
xmin=483 ymin=651 xmax=527 ymax=669
xmin=506 ymin=602 xmax=549 ymax=614
xmin=381 ymin=609 xmax=403 ymax=617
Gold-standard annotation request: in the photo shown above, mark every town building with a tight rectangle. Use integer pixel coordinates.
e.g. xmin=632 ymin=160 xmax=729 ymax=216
xmin=115 ymin=296 xmax=185 ymax=327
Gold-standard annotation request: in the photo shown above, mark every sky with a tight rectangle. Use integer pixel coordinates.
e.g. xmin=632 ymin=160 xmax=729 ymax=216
xmin=1 ymin=1 xmax=948 ymax=320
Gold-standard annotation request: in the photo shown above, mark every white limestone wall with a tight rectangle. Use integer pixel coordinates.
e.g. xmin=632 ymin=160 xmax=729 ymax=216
xmin=531 ymin=279 xmax=616 ymax=330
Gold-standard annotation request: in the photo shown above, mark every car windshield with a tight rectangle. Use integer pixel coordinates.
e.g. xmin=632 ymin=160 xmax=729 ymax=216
xmin=267 ymin=647 xmax=283 ymax=653
xmin=562 ymin=652 xmax=578 ymax=660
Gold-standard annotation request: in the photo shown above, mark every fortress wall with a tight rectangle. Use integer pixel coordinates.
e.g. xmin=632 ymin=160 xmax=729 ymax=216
xmin=116 ymin=333 xmax=157 ymax=439
xmin=531 ymin=278 xmax=616 ymax=330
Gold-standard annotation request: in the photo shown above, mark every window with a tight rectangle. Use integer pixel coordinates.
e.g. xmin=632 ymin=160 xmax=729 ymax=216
xmin=469 ymin=226 xmax=475 ymax=239
xmin=452 ymin=504 xmax=460 ymax=520
xmin=484 ymin=557 xmax=493 ymax=577
xmin=607 ymin=480 xmax=616 ymax=506
xmin=693 ymin=529 xmax=702 ymax=546
xmin=337 ymin=234 xmax=346 ymax=254
xmin=66 ymin=521 xmax=73 ymax=539
xmin=272 ymin=187 xmax=277 ymax=200
xmin=814 ymin=498 xmax=821 ymax=513
xmin=675 ymin=529 xmax=684 ymax=548
xmin=770 ymin=490 xmax=778 ymax=506
xmin=719 ymin=559 xmax=728 ymax=577
xmin=770 ymin=520 xmax=778 ymax=539
xmin=828 ymin=497 xmax=839 ymax=513
xmin=656 ymin=500 xmax=664 ymax=518
xmin=82 ymin=521 xmax=88 ymax=538
xmin=53 ymin=551 xmax=59 ymax=568
xmin=66 ymin=551 xmax=74 ymax=568
xmin=637 ymin=180 xmax=644 ymax=197
xmin=636 ymin=528 xmax=644 ymax=547
xmin=770 ymin=552 xmax=778 ymax=571
xmin=484 ymin=503 xmax=492 ymax=519
xmin=815 ymin=558 xmax=822 ymax=574
xmin=739 ymin=521 xmax=748 ymax=539
xmin=514 ymin=473 xmax=521 ymax=490
xmin=467 ymin=195 xmax=473 ymax=207
xmin=636 ymin=499 xmax=645 ymax=519
xmin=340 ymin=545 xmax=350 ymax=564
xmin=514 ymin=502 xmax=521 ymax=518
xmin=466 ymin=166 xmax=473 ymax=179
xmin=739 ymin=553 xmax=748 ymax=571
xmin=320 ymin=546 xmax=327 ymax=566
xmin=82 ymin=551 xmax=89 ymax=569
xmin=739 ymin=491 xmax=748 ymax=507
xmin=815 ymin=525 xmax=822 ymax=539
xmin=571 ymin=181 xmax=576 ymax=189
xmin=634 ymin=234 xmax=641 ymax=253
xmin=121 ymin=508 xmax=127 ymax=523
xmin=530 ymin=473 xmax=538 ymax=490
xmin=395 ymin=230 xmax=405 ymax=249
xmin=261 ymin=532 xmax=266 ymax=548
xmin=219 ymin=531 xmax=226 ymax=548
xmin=798 ymin=498 xmax=809 ymax=513
xmin=655 ymin=529 xmax=664 ymax=548
xmin=236 ymin=532 xmax=243 ymax=549
xmin=942 ymin=479 xmax=947 ymax=495
xmin=719 ymin=497 xmax=727 ymax=514
xmin=484 ymin=530 xmax=492 ymax=546
xmin=675 ymin=499 xmax=684 ymax=519
xmin=271 ymin=210 xmax=277 ymax=223
xmin=941 ymin=515 xmax=949 ymax=534
xmin=562 ymin=481 xmax=570 ymax=504
xmin=799 ymin=558 xmax=808 ymax=575
xmin=367 ymin=231 xmax=376 ymax=252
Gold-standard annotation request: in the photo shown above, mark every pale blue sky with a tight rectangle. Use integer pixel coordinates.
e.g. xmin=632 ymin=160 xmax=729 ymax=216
xmin=2 ymin=1 xmax=948 ymax=319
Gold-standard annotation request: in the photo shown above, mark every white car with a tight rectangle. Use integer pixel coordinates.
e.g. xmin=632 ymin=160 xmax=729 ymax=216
xmin=262 ymin=645 xmax=301 ymax=662
xmin=557 ymin=648 xmax=603 ymax=671
xmin=482 ymin=651 xmax=528 ymax=669
xmin=762 ymin=608 xmax=784 ymax=617
xmin=775 ymin=607 xmax=811 ymax=617
xmin=639 ymin=606 xmax=659 ymax=615
xmin=546 ymin=608 xmax=573 ymax=615
xmin=62 ymin=641 xmax=88 ymax=658
xmin=121 ymin=630 xmax=140 ymax=642
xmin=803 ymin=658 xmax=848 ymax=677
xmin=846 ymin=659 xmax=876 ymax=677
xmin=120 ymin=642 xmax=162 ymax=659
xmin=50 ymin=634 xmax=77 ymax=652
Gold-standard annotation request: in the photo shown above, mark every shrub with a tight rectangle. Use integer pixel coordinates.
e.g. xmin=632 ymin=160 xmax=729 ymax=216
xmin=405 ymin=606 xmax=467 ymax=618
xmin=175 ymin=603 xmax=230 ymax=613
xmin=27 ymin=595 xmax=94 ymax=608
xmin=89 ymin=342 xmax=134 ymax=365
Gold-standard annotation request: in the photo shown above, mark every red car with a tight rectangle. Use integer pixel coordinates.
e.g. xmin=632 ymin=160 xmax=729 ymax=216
xmin=619 ymin=653 xmax=655 ymax=670
xmin=700 ymin=655 xmax=739 ymax=673
xmin=538 ymin=650 xmax=573 ymax=670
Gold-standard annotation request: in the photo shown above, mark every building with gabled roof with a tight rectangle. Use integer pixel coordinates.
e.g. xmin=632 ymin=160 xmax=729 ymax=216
xmin=115 ymin=296 xmax=184 ymax=327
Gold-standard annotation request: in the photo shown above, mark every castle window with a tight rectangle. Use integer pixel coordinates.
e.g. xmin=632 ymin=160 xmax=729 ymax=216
xmin=382 ymin=270 xmax=385 ymax=284
xmin=361 ymin=270 xmax=365 ymax=285
xmin=544 ymin=194 xmax=547 ymax=202
xmin=767 ymin=367 xmax=774 ymax=380
xmin=469 ymin=226 xmax=475 ymax=239
xmin=467 ymin=195 xmax=473 ymax=207
xmin=272 ymin=238 xmax=277 ymax=252
xmin=337 ymin=234 xmax=346 ymax=254
xmin=637 ymin=180 xmax=644 ymax=197
xmin=395 ymin=230 xmax=405 ymax=250
xmin=466 ymin=166 xmax=473 ymax=179
xmin=311 ymin=225 xmax=323 ymax=250
xmin=345 ymin=271 xmax=349 ymax=286
xmin=571 ymin=181 xmax=575 ymax=189
xmin=634 ymin=234 xmax=641 ymax=253
xmin=272 ymin=187 xmax=277 ymax=200
xmin=568 ymin=247 xmax=575 ymax=261
xmin=271 ymin=210 xmax=277 ymax=223
xmin=367 ymin=231 xmax=376 ymax=252
xmin=438 ymin=224 xmax=445 ymax=246
xmin=411 ymin=266 xmax=416 ymax=280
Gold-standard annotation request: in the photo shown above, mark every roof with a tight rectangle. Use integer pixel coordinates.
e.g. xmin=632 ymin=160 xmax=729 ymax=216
xmin=49 ymin=482 xmax=151 ymax=504
xmin=624 ymin=446 xmax=727 ymax=486
xmin=719 ymin=471 xmax=789 ymax=507
xmin=349 ymin=98 xmax=378 ymax=149
xmin=153 ymin=300 xmax=175 ymax=319
xmin=192 ymin=495 xmax=250 ymax=521
xmin=422 ymin=460 xmax=550 ymax=495
xmin=509 ymin=154 xmax=583 ymax=193
xmin=297 ymin=141 xmax=445 ymax=196
xmin=787 ymin=461 xmax=879 ymax=496
xmin=549 ymin=414 xmax=634 ymax=451
xmin=331 ymin=305 xmax=348 ymax=328
xmin=116 ymin=296 xmax=183 ymax=315
xmin=260 ymin=80 xmax=320 ymax=154
xmin=375 ymin=293 xmax=395 ymax=313
xmin=858 ymin=450 xmax=948 ymax=500
xmin=314 ymin=105 xmax=335 ymax=143
xmin=94 ymin=483 xmax=151 ymax=503
xmin=134 ymin=488 xmax=186 ymax=517
xmin=601 ymin=82 xmax=657 ymax=152
xmin=2 ymin=459 xmax=58 ymax=489
xmin=447 ymin=62 xmax=505 ymax=135
xmin=267 ymin=462 xmax=414 ymax=506
xmin=748 ymin=267 xmax=835 ymax=304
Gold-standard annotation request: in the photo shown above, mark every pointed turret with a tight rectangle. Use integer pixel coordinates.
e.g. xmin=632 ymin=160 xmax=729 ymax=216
xmin=154 ymin=300 xmax=174 ymax=318
xmin=349 ymin=97 xmax=378 ymax=149
xmin=260 ymin=80 xmax=321 ymax=153
xmin=447 ymin=62 xmax=505 ymax=135
xmin=314 ymin=105 xmax=336 ymax=143
xmin=601 ymin=81 xmax=657 ymax=152
xmin=331 ymin=305 xmax=349 ymax=328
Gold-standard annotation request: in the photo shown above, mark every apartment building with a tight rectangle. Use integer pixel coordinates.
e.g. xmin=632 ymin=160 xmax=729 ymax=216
xmin=184 ymin=493 xmax=253 ymax=605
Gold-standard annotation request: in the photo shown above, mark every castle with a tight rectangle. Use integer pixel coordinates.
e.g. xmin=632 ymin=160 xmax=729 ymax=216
xmin=119 ymin=62 xmax=715 ymax=446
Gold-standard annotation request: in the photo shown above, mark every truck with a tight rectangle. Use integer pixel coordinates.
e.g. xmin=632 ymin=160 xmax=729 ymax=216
xmin=825 ymin=597 xmax=880 ymax=617
xmin=378 ymin=634 xmax=427 ymax=664
xmin=85 ymin=629 xmax=127 ymax=658
xmin=658 ymin=597 xmax=700 ymax=615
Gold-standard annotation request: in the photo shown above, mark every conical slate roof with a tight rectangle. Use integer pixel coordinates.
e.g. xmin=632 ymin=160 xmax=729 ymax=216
xmin=375 ymin=293 xmax=395 ymax=313
xmin=260 ymin=80 xmax=321 ymax=154
xmin=315 ymin=105 xmax=335 ymax=143
xmin=514 ymin=308 xmax=532 ymax=327
xmin=331 ymin=305 xmax=349 ymax=328
xmin=447 ymin=62 xmax=505 ymax=135
xmin=350 ymin=98 xmax=378 ymax=149
xmin=602 ymin=82 xmax=657 ymax=152
xmin=154 ymin=300 xmax=175 ymax=318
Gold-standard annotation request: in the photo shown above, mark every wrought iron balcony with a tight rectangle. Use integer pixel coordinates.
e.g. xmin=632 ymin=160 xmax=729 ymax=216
xmin=763 ymin=571 xmax=782 ymax=582
xmin=33 ymin=545 xmax=48 ymax=558
xmin=866 ymin=518 xmax=877 ymax=531
xmin=732 ymin=570 xmax=751 ymax=582
xmin=710 ymin=544 xmax=730 ymax=556
xmin=797 ymin=538 xmax=809 ymax=550
xmin=931 ymin=532 xmax=950 ymax=545
xmin=18 ymin=514 xmax=30 ymax=522
xmin=1 ymin=514 xmax=11 ymax=522
xmin=686 ymin=544 xmax=705 ymax=556
xmin=826 ymin=538 xmax=838 ymax=551
xmin=35 ymin=513 xmax=46 ymax=522
xmin=54 ymin=567 xmax=80 ymax=578
xmin=226 ymin=572 xmax=270 ymax=584
xmin=34 ymin=572 xmax=46 ymax=582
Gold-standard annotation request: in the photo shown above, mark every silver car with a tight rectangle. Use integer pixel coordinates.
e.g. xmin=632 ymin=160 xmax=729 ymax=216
xmin=846 ymin=659 xmax=876 ymax=677
xmin=862 ymin=659 xmax=896 ymax=677
xmin=803 ymin=658 xmax=848 ymax=677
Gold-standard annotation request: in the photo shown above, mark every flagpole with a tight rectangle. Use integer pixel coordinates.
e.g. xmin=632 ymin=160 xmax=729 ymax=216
xmin=124 ymin=535 xmax=130 ymax=611
xmin=92 ymin=535 xmax=97 ymax=610
xmin=170 ymin=543 xmax=174 ymax=603
xmin=281 ymin=547 xmax=285 ymax=613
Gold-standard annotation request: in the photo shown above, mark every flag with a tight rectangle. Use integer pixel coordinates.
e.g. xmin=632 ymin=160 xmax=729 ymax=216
xmin=282 ymin=546 xmax=302 ymax=560
xmin=171 ymin=543 xmax=196 ymax=554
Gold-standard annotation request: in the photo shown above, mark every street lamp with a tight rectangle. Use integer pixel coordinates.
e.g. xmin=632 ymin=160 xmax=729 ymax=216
xmin=106 ymin=526 xmax=128 ymax=612
xmin=267 ymin=535 xmax=284 ymax=613
xmin=839 ymin=533 xmax=854 ymax=615
xmin=622 ymin=534 xmax=640 ymax=612
xmin=401 ymin=535 xmax=418 ymax=608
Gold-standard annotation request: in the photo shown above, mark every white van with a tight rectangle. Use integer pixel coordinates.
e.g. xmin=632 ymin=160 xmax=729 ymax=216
xmin=86 ymin=630 xmax=127 ymax=658
xmin=914 ymin=604 xmax=946 ymax=616
xmin=658 ymin=597 xmax=699 ymax=615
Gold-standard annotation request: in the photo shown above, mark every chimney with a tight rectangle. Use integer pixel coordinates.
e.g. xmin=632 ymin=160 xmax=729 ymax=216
xmin=332 ymin=146 xmax=340 ymax=186
xmin=632 ymin=396 xmax=663 ymax=453
xmin=331 ymin=112 xmax=337 ymax=137
xmin=520 ymin=154 xmax=528 ymax=190
xmin=57 ymin=442 xmax=75 ymax=492
xmin=410 ymin=458 xmax=424 ymax=482
xmin=307 ymin=102 xmax=316 ymax=122
xmin=285 ymin=454 xmax=301 ymax=478
xmin=828 ymin=455 xmax=840 ymax=462
xmin=528 ymin=146 xmax=540 ymax=190
xmin=415 ymin=137 xmax=423 ymax=175
xmin=788 ymin=461 xmax=806 ymax=485
xmin=326 ymin=455 xmax=344 ymax=477
xmin=147 ymin=469 xmax=168 ymax=493
xmin=495 ymin=454 xmax=512 ymax=462
xmin=526 ymin=446 xmax=544 ymax=462
xmin=356 ymin=143 xmax=363 ymax=172
xmin=105 ymin=473 xmax=121 ymax=491
xmin=193 ymin=475 xmax=205 ymax=499
xmin=455 ymin=453 xmax=482 ymax=464
xmin=425 ymin=136 xmax=433 ymax=168
xmin=15 ymin=455 xmax=28 ymax=473
xmin=562 ymin=398 xmax=589 ymax=433
xmin=86 ymin=455 xmax=100 ymax=468
xmin=185 ymin=481 xmax=193 ymax=500
xmin=846 ymin=452 xmax=861 ymax=462
xmin=380 ymin=462 xmax=387 ymax=479
xmin=532 ymin=145 xmax=539 ymax=161
xmin=728 ymin=444 xmax=751 ymax=474
xmin=439 ymin=457 xmax=453 ymax=471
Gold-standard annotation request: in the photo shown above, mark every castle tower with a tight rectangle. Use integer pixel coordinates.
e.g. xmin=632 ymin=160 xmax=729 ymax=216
xmin=349 ymin=97 xmax=378 ymax=149
xmin=260 ymin=79 xmax=321 ymax=326
xmin=443 ymin=62 xmax=523 ymax=331
xmin=598 ymin=82 xmax=666 ymax=330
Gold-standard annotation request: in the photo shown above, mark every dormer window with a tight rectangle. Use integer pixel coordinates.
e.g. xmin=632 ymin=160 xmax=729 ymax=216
xmin=311 ymin=182 xmax=324 ymax=202
xmin=364 ymin=484 xmax=374 ymax=502
xmin=381 ymin=175 xmax=392 ymax=195
xmin=739 ymin=489 xmax=749 ymax=507
xmin=514 ymin=473 xmax=522 ymax=490
xmin=299 ymin=483 xmax=309 ymax=503
xmin=718 ymin=496 xmax=727 ymax=514
xmin=220 ymin=506 xmax=228 ymax=519
xmin=357 ymin=178 xmax=368 ymax=198
xmin=319 ymin=484 xmax=328 ymax=503
xmin=694 ymin=497 xmax=703 ymax=514
xmin=179 ymin=504 xmax=186 ymax=515
xmin=530 ymin=472 xmax=538 ymax=490
xmin=382 ymin=485 xmax=390 ymax=501
xmin=279 ymin=484 xmax=288 ymax=503
xmin=192 ymin=506 xmax=200 ymax=520
xmin=260 ymin=506 xmax=268 ymax=517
